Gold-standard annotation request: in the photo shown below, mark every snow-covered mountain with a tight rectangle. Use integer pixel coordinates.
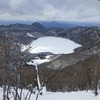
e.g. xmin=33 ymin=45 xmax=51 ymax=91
xmin=1 ymin=22 xmax=100 ymax=95
xmin=29 ymin=36 xmax=81 ymax=54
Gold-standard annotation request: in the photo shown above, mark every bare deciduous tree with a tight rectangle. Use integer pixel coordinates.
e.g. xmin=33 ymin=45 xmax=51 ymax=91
xmin=0 ymin=34 xmax=31 ymax=100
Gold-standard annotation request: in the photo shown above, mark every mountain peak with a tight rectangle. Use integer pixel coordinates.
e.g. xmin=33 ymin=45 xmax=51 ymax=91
xmin=32 ymin=22 xmax=46 ymax=31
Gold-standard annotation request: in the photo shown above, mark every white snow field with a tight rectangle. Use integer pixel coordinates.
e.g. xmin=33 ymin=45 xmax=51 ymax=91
xmin=24 ymin=36 xmax=81 ymax=65
xmin=29 ymin=36 xmax=81 ymax=54
xmin=27 ymin=58 xmax=50 ymax=65
xmin=31 ymin=91 xmax=100 ymax=100
xmin=0 ymin=87 xmax=99 ymax=100
xmin=27 ymin=33 xmax=35 ymax=37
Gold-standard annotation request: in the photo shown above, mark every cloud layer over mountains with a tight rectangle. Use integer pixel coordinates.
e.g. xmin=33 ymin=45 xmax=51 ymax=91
xmin=0 ymin=0 xmax=100 ymax=22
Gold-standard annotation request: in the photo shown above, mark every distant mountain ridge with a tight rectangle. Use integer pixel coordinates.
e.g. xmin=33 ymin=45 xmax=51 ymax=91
xmin=0 ymin=22 xmax=46 ymax=31
xmin=39 ymin=21 xmax=100 ymax=28
xmin=1 ymin=20 xmax=100 ymax=28
xmin=0 ymin=22 xmax=47 ymax=45
xmin=0 ymin=21 xmax=100 ymax=46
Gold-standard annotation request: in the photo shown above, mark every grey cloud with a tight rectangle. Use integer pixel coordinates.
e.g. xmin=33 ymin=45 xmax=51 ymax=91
xmin=0 ymin=0 xmax=11 ymax=11
xmin=0 ymin=0 xmax=100 ymax=21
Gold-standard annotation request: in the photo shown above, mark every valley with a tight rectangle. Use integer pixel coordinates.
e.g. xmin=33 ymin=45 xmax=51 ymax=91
xmin=0 ymin=22 xmax=100 ymax=99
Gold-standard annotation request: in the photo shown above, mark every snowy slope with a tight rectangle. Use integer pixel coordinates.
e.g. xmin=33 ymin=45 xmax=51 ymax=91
xmin=30 ymin=91 xmax=100 ymax=100
xmin=29 ymin=36 xmax=81 ymax=54
xmin=0 ymin=87 xmax=99 ymax=100
xmin=27 ymin=58 xmax=50 ymax=65
xmin=27 ymin=33 xmax=34 ymax=37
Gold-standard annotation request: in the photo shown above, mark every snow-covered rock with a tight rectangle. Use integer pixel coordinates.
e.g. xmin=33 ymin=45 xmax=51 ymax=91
xmin=27 ymin=33 xmax=35 ymax=37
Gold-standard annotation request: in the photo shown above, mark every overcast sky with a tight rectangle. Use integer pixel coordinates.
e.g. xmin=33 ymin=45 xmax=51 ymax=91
xmin=0 ymin=0 xmax=100 ymax=22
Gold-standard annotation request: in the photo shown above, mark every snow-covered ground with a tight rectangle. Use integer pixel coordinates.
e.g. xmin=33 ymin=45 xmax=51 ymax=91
xmin=27 ymin=58 xmax=50 ymax=65
xmin=0 ymin=87 xmax=99 ymax=100
xmin=31 ymin=91 xmax=100 ymax=100
xmin=27 ymin=33 xmax=35 ymax=38
xmin=23 ymin=36 xmax=81 ymax=65
xmin=29 ymin=36 xmax=81 ymax=54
